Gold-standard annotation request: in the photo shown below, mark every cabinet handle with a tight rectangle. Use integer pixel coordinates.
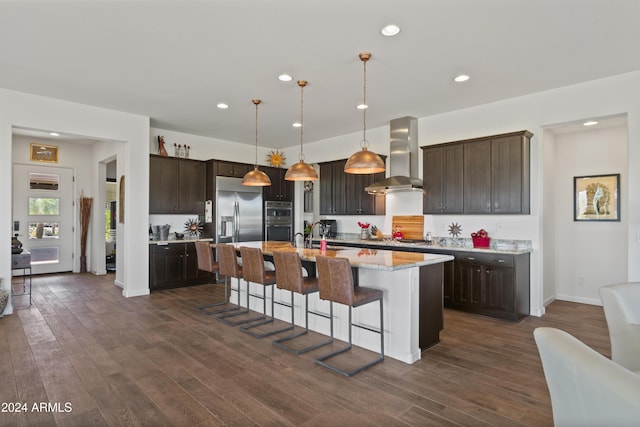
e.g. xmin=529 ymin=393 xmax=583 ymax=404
xmin=467 ymin=257 xmax=475 ymax=260
xmin=495 ymin=259 xmax=505 ymax=263
xmin=486 ymin=270 xmax=491 ymax=274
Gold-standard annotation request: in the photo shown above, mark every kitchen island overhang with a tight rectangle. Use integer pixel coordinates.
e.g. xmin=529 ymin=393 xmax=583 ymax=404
xmin=214 ymin=241 xmax=454 ymax=364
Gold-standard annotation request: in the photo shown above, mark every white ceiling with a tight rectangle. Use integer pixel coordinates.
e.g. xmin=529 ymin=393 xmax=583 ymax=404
xmin=2 ymin=0 xmax=639 ymax=149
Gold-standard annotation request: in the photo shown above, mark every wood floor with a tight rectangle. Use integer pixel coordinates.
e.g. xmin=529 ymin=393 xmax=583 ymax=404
xmin=1 ymin=273 xmax=610 ymax=426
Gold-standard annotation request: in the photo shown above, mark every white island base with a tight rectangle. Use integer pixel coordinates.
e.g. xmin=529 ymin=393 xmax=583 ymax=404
xmin=223 ymin=243 xmax=452 ymax=365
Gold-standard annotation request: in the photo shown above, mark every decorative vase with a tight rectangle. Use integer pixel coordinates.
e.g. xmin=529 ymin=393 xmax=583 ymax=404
xmin=360 ymin=228 xmax=369 ymax=240
xmin=157 ymin=136 xmax=168 ymax=156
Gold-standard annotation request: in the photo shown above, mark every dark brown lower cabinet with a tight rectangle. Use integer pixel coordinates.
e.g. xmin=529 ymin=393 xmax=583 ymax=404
xmin=448 ymin=251 xmax=529 ymax=321
xmin=319 ymin=239 xmax=529 ymax=322
xmin=149 ymin=242 xmax=210 ymax=291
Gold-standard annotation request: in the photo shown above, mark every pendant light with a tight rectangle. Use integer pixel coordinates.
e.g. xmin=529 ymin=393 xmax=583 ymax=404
xmin=242 ymin=99 xmax=272 ymax=186
xmin=344 ymin=52 xmax=386 ymax=174
xmin=285 ymin=80 xmax=318 ymax=181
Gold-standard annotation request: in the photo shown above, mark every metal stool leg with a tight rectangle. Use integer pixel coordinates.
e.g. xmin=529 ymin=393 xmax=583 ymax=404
xmin=198 ymin=276 xmax=241 ymax=315
xmin=218 ymin=279 xmax=266 ymax=326
xmin=273 ymin=293 xmax=333 ymax=354
xmin=241 ymin=285 xmax=294 ymax=338
xmin=315 ymin=298 xmax=384 ymax=377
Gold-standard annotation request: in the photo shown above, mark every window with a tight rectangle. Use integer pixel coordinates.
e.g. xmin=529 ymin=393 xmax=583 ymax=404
xmin=28 ymin=222 xmax=60 ymax=239
xmin=29 ymin=247 xmax=60 ymax=265
xmin=29 ymin=197 xmax=60 ymax=216
xmin=29 ymin=173 xmax=59 ymax=190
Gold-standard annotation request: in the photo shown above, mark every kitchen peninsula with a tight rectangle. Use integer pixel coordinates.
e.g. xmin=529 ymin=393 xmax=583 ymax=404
xmin=219 ymin=241 xmax=454 ymax=364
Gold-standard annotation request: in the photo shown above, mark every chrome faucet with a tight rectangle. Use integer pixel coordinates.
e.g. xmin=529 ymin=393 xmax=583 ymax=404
xmin=293 ymin=232 xmax=304 ymax=248
xmin=306 ymin=221 xmax=322 ymax=248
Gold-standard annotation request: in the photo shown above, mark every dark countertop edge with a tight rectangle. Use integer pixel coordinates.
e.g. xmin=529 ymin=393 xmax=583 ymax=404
xmin=313 ymin=238 xmax=532 ymax=255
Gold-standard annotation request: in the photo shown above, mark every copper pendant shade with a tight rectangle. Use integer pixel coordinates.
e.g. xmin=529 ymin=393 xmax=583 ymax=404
xmin=285 ymin=80 xmax=318 ymax=181
xmin=242 ymin=99 xmax=272 ymax=186
xmin=344 ymin=52 xmax=385 ymax=174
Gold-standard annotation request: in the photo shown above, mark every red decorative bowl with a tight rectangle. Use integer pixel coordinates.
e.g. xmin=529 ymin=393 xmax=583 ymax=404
xmin=472 ymin=236 xmax=491 ymax=248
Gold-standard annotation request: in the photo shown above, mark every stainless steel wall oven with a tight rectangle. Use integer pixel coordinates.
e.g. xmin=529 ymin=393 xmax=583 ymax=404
xmin=264 ymin=201 xmax=292 ymax=241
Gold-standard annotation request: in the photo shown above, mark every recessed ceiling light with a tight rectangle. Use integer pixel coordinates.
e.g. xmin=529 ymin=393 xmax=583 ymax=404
xmin=357 ymin=104 xmax=368 ymax=110
xmin=453 ymin=74 xmax=470 ymax=83
xmin=583 ymin=120 xmax=598 ymax=126
xmin=292 ymin=122 xmax=301 ymax=128
xmin=381 ymin=24 xmax=400 ymax=37
xmin=217 ymin=103 xmax=229 ymax=109
xmin=49 ymin=132 xmax=59 ymax=136
xmin=278 ymin=74 xmax=293 ymax=82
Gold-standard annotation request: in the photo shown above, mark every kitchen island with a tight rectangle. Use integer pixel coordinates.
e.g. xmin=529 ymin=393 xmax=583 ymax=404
xmin=217 ymin=241 xmax=454 ymax=364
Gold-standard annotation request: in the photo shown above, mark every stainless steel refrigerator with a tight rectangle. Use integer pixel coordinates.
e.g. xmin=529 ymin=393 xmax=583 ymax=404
xmin=216 ymin=176 xmax=263 ymax=244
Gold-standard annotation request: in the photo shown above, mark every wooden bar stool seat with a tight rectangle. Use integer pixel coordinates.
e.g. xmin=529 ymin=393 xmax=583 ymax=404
xmin=314 ymin=255 xmax=384 ymax=377
xmin=271 ymin=251 xmax=332 ymax=354
xmin=238 ymin=247 xmax=294 ymax=338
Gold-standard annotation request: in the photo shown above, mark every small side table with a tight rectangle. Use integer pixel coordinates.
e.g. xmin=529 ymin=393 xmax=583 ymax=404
xmin=11 ymin=249 xmax=32 ymax=305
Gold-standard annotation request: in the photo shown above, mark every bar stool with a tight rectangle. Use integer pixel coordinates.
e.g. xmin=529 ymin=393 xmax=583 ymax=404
xmin=272 ymin=251 xmax=332 ymax=354
xmin=238 ymin=246 xmax=295 ymax=338
xmin=314 ymin=255 xmax=384 ymax=377
xmin=217 ymin=244 xmax=264 ymax=326
xmin=194 ymin=241 xmax=228 ymax=314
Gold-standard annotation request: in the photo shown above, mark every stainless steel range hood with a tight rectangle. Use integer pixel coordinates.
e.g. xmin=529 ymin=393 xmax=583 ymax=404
xmin=365 ymin=116 xmax=423 ymax=195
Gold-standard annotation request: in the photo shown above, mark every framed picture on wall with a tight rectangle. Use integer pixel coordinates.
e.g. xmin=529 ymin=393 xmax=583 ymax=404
xmin=30 ymin=143 xmax=58 ymax=163
xmin=574 ymin=173 xmax=620 ymax=221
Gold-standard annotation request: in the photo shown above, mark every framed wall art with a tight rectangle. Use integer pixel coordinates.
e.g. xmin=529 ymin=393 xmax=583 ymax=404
xmin=574 ymin=173 xmax=620 ymax=221
xmin=30 ymin=143 xmax=58 ymax=163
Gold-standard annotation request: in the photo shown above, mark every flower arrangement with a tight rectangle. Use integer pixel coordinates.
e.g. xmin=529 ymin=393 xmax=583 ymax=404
xmin=357 ymin=221 xmax=370 ymax=229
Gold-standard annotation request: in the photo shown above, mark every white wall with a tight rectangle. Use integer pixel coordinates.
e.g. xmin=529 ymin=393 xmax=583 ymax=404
xmin=552 ymin=125 xmax=628 ymax=304
xmin=1 ymin=89 xmax=150 ymax=315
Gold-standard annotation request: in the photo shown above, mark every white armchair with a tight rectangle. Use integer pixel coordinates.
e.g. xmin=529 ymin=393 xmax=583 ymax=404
xmin=534 ymin=327 xmax=640 ymax=426
xmin=599 ymin=282 xmax=640 ymax=372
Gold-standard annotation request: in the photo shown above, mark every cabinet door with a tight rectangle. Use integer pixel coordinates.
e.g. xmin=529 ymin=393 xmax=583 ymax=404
xmin=319 ymin=160 xmax=346 ymax=215
xmin=463 ymin=140 xmax=492 ymax=213
xmin=422 ymin=147 xmax=444 ymax=213
xmin=279 ymin=173 xmax=294 ymax=202
xmin=184 ymin=243 xmax=211 ymax=283
xmin=442 ymin=145 xmax=464 ymax=213
xmin=454 ymin=260 xmax=483 ymax=309
xmin=232 ymin=163 xmax=252 ymax=178
xmin=319 ymin=163 xmax=333 ymax=215
xmin=177 ymin=159 xmax=205 ymax=214
xmin=262 ymin=166 xmax=280 ymax=201
xmin=346 ymin=173 xmax=366 ymax=214
xmin=149 ymin=155 xmax=179 ymax=214
xmin=150 ymin=245 xmax=184 ymax=290
xmin=482 ymin=265 xmax=515 ymax=314
xmin=216 ymin=161 xmax=235 ymax=177
xmin=331 ymin=160 xmax=347 ymax=215
xmin=442 ymin=259 xmax=455 ymax=308
xmin=491 ymin=135 xmax=525 ymax=213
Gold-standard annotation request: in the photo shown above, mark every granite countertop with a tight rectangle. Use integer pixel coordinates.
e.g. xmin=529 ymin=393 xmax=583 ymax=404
xmin=216 ymin=241 xmax=454 ymax=271
xmin=149 ymin=237 xmax=213 ymax=245
xmin=315 ymin=236 xmax=532 ymax=255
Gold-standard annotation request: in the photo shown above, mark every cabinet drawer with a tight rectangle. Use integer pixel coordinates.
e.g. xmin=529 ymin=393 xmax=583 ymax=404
xmin=12 ymin=254 xmax=31 ymax=269
xmin=455 ymin=252 xmax=514 ymax=268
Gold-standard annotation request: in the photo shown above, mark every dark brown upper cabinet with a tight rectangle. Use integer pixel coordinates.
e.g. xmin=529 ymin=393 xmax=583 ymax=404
xmin=149 ymin=155 xmax=205 ymax=215
xmin=262 ymin=166 xmax=294 ymax=202
xmin=422 ymin=130 xmax=532 ymax=215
